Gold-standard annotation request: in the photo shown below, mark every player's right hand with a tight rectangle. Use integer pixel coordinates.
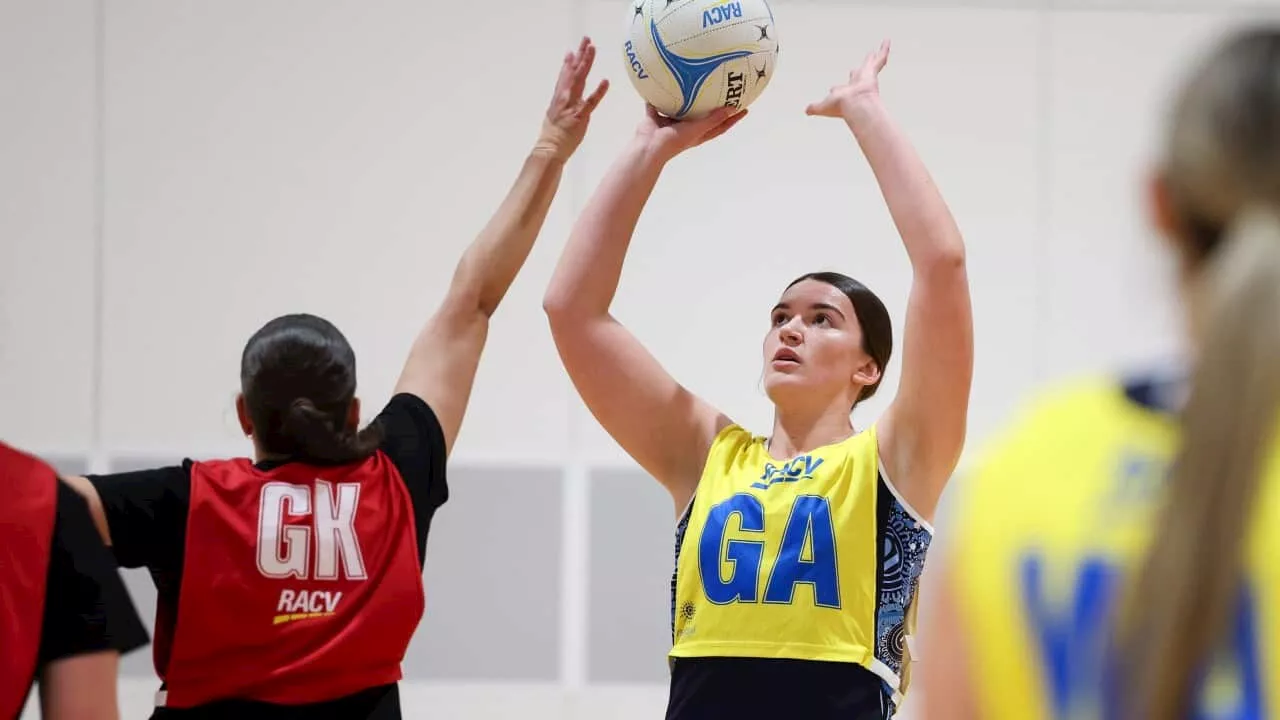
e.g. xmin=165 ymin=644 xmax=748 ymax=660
xmin=635 ymin=104 xmax=747 ymax=162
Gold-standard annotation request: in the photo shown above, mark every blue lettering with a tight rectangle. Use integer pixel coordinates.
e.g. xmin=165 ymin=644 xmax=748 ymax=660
xmin=1020 ymin=555 xmax=1119 ymax=717
xmin=699 ymin=494 xmax=765 ymax=604
xmin=624 ymin=40 xmax=648 ymax=79
xmin=1019 ymin=553 xmax=1264 ymax=720
xmin=764 ymin=496 xmax=840 ymax=607
xmin=751 ymin=455 xmax=824 ymax=490
xmin=701 ymin=2 xmax=742 ymax=28
xmin=699 ymin=494 xmax=842 ymax=611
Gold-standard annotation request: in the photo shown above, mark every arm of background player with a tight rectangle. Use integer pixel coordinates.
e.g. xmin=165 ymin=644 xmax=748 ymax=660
xmin=543 ymin=105 xmax=745 ymax=513
xmin=62 ymin=475 xmax=112 ymax=546
xmin=392 ymin=38 xmax=608 ymax=456
xmin=916 ymin=558 xmax=981 ymax=720
xmin=39 ymin=652 xmax=124 ymax=720
xmin=37 ymin=481 xmax=150 ymax=720
xmin=808 ymin=41 xmax=972 ymax=523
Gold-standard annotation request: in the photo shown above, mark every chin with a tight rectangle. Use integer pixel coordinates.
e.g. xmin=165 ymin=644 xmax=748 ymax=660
xmin=763 ymin=372 xmax=815 ymax=404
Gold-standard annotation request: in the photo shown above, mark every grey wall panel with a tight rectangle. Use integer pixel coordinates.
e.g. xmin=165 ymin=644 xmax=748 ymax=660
xmin=404 ymin=467 xmax=563 ymax=681
xmin=587 ymin=469 xmax=680 ymax=684
xmin=42 ymin=456 xmax=89 ymax=477
xmin=118 ymin=568 xmax=161 ymax=678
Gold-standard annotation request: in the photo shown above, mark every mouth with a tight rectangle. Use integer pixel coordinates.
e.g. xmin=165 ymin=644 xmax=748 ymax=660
xmin=771 ymin=348 xmax=801 ymax=366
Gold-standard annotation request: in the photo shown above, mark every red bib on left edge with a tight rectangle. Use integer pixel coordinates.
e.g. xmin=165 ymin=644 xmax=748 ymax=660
xmin=161 ymin=452 xmax=425 ymax=708
xmin=0 ymin=443 xmax=58 ymax=719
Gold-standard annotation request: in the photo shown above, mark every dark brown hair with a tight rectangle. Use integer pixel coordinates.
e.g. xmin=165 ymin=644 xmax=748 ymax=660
xmin=240 ymin=313 xmax=383 ymax=464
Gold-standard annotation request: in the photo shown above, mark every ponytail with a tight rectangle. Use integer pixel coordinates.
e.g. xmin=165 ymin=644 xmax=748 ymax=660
xmin=1121 ymin=209 xmax=1280 ymax=717
xmin=278 ymin=398 xmax=384 ymax=465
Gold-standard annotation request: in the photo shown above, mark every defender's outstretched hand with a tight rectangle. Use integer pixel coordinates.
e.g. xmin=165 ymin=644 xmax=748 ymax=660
xmin=536 ymin=36 xmax=611 ymax=162
xmin=806 ymin=39 xmax=890 ymax=119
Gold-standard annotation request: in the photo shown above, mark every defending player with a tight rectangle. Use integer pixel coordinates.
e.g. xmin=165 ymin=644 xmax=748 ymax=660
xmin=63 ymin=38 xmax=608 ymax=719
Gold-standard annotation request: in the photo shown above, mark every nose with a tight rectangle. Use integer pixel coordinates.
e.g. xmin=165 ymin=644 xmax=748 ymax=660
xmin=779 ymin=318 xmax=803 ymax=346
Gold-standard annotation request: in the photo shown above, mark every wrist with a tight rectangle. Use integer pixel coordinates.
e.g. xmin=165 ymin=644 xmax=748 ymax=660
xmin=840 ymin=93 xmax=887 ymax=130
xmin=625 ymin=134 xmax=673 ymax=170
xmin=529 ymin=143 xmax=571 ymax=165
xmin=531 ymin=119 xmax=578 ymax=163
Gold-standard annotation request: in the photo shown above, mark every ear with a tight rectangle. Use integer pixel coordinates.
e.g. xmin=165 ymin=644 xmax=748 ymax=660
xmin=1148 ymin=170 xmax=1182 ymax=250
xmin=852 ymin=357 xmax=881 ymax=390
xmin=235 ymin=393 xmax=253 ymax=437
xmin=346 ymin=397 xmax=361 ymax=431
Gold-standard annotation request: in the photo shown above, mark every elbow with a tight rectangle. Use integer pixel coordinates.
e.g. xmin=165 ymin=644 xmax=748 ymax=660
xmin=542 ymin=291 xmax=572 ymax=326
xmin=542 ymin=288 xmax=568 ymax=318
xmin=915 ymin=243 xmax=967 ymax=282
xmin=932 ymin=242 xmax=967 ymax=272
xmin=542 ymin=284 xmax=591 ymax=325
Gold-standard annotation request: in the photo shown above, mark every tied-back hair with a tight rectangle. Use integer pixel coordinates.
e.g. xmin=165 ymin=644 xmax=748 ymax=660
xmin=1121 ymin=28 xmax=1280 ymax=718
xmin=241 ymin=313 xmax=384 ymax=465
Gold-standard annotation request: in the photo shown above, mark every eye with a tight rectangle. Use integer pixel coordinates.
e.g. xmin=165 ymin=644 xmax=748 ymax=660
xmin=771 ymin=312 xmax=787 ymax=327
xmin=813 ymin=313 xmax=831 ymax=326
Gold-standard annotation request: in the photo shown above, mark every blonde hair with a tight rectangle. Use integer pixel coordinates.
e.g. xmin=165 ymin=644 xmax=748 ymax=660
xmin=1122 ymin=28 xmax=1280 ymax=718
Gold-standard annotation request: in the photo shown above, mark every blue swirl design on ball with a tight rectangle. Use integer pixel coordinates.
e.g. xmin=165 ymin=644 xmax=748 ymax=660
xmin=649 ymin=18 xmax=753 ymax=118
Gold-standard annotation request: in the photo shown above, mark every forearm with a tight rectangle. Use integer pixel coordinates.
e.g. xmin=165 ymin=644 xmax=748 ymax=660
xmin=844 ymin=97 xmax=965 ymax=272
xmin=544 ymin=139 xmax=666 ymax=316
xmin=452 ymin=149 xmax=567 ymax=317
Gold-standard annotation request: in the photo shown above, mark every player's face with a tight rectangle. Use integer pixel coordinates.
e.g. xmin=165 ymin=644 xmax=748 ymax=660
xmin=762 ymin=280 xmax=869 ymax=405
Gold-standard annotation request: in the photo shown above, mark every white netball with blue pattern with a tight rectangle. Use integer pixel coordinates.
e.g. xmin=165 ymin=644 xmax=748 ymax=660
xmin=622 ymin=0 xmax=779 ymax=121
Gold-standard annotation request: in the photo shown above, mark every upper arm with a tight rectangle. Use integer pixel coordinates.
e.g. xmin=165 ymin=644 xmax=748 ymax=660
xmin=393 ymin=300 xmax=488 ymax=458
xmin=547 ymin=311 xmax=729 ymax=509
xmin=68 ymin=465 xmax=191 ymax=569
xmin=880 ymin=258 xmax=974 ymax=520
xmin=39 ymin=481 xmax=149 ymax=667
xmin=39 ymin=651 xmax=123 ymax=720
xmin=375 ymin=393 xmax=449 ymax=560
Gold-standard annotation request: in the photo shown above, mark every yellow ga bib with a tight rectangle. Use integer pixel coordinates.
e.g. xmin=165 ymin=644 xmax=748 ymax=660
xmin=670 ymin=423 xmax=934 ymax=706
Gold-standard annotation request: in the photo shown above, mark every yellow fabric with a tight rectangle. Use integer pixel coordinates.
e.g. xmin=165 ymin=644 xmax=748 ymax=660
xmin=951 ymin=376 xmax=1280 ymax=719
xmin=670 ymin=423 xmax=933 ymax=704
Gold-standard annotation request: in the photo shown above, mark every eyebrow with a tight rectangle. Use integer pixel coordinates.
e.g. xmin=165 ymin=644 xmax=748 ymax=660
xmin=771 ymin=302 xmax=847 ymax=320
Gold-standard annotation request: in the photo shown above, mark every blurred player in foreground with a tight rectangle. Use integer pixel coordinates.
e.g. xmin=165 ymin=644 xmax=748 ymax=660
xmin=923 ymin=26 xmax=1280 ymax=720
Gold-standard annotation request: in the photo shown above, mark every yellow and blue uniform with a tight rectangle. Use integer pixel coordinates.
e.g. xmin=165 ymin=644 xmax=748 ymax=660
xmin=950 ymin=372 xmax=1280 ymax=719
xmin=666 ymin=422 xmax=933 ymax=717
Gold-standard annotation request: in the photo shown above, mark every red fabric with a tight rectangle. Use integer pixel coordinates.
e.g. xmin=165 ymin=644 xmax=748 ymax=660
xmin=162 ymin=452 xmax=424 ymax=708
xmin=0 ymin=443 xmax=58 ymax=719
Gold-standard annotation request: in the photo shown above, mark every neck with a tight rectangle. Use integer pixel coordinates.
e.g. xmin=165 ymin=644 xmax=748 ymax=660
xmin=250 ymin=438 xmax=286 ymax=465
xmin=767 ymin=395 xmax=857 ymax=459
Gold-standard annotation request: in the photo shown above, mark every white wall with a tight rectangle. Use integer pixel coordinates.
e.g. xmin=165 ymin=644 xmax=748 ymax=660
xmin=4 ymin=0 xmax=1276 ymax=718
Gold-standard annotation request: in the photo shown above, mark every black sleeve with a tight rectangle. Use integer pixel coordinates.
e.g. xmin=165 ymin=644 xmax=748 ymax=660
xmin=375 ymin=393 xmax=449 ymax=559
xmin=86 ymin=463 xmax=192 ymax=572
xmin=38 ymin=481 xmax=150 ymax=665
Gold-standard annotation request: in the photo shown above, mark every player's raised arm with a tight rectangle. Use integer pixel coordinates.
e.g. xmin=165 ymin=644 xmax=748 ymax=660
xmin=807 ymin=41 xmax=973 ymax=521
xmin=394 ymin=38 xmax=608 ymax=455
xmin=544 ymin=105 xmax=746 ymax=511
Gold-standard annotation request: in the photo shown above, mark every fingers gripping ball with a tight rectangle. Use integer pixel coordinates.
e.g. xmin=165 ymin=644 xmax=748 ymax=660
xmin=623 ymin=0 xmax=780 ymax=121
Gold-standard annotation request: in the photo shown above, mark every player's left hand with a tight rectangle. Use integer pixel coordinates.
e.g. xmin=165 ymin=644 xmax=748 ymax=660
xmin=535 ymin=36 xmax=611 ymax=162
xmin=805 ymin=39 xmax=890 ymax=119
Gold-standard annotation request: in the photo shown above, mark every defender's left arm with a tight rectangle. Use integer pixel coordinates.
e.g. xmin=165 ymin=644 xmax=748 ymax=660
xmin=808 ymin=41 xmax=973 ymax=521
